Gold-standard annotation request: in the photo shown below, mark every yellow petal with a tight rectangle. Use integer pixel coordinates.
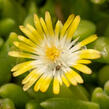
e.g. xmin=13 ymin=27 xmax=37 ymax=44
xmin=45 ymin=11 xmax=54 ymax=36
xmin=77 ymin=59 xmax=91 ymax=64
xmin=71 ymin=35 xmax=98 ymax=52
xmin=22 ymin=69 xmax=42 ymax=84
xmin=55 ymin=20 xmax=63 ymax=37
xmin=18 ymin=35 xmax=36 ymax=47
xmin=13 ymin=41 xmax=36 ymax=53
xmin=26 ymin=24 xmax=43 ymax=40
xmin=11 ymin=61 xmax=34 ymax=72
xmin=70 ymin=70 xmax=83 ymax=83
xmin=57 ymin=74 xmax=62 ymax=85
xmin=13 ymin=63 xmax=36 ymax=77
xmin=40 ymin=75 xmax=52 ymax=92
xmin=79 ymin=34 xmax=98 ymax=47
xmin=34 ymin=14 xmax=44 ymax=35
xmin=73 ymin=64 xmax=92 ymax=74
xmin=40 ymin=17 xmax=49 ymax=36
xmin=53 ymin=76 xmax=60 ymax=94
xmin=67 ymin=16 xmax=80 ymax=40
xmin=61 ymin=74 xmax=70 ymax=87
xmin=80 ymin=49 xmax=101 ymax=59
xmin=8 ymin=51 xmax=37 ymax=59
xmin=19 ymin=26 xmax=39 ymax=44
xmin=22 ymin=70 xmax=36 ymax=84
xmin=34 ymin=74 xmax=46 ymax=92
xmin=23 ymin=72 xmax=39 ymax=91
xmin=60 ymin=14 xmax=75 ymax=38
xmin=65 ymin=70 xmax=78 ymax=85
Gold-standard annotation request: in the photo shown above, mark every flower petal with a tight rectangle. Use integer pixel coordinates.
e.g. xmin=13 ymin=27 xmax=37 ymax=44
xmin=26 ymin=24 xmax=43 ymax=40
xmin=19 ymin=26 xmax=40 ymax=44
xmin=55 ymin=20 xmax=63 ymax=37
xmin=79 ymin=34 xmax=98 ymax=47
xmin=34 ymin=14 xmax=44 ymax=35
xmin=53 ymin=76 xmax=60 ymax=94
xmin=80 ymin=49 xmax=101 ymax=59
xmin=40 ymin=17 xmax=49 ymax=36
xmin=18 ymin=35 xmax=36 ymax=47
xmin=77 ymin=59 xmax=91 ymax=64
xmin=61 ymin=74 xmax=70 ymax=87
xmin=66 ymin=69 xmax=83 ymax=83
xmin=60 ymin=14 xmax=74 ymax=37
xmin=13 ymin=41 xmax=36 ymax=53
xmin=34 ymin=74 xmax=46 ymax=92
xmin=22 ymin=69 xmax=42 ymax=84
xmin=67 ymin=16 xmax=80 ymax=40
xmin=8 ymin=51 xmax=37 ymax=59
xmin=72 ymin=63 xmax=92 ymax=74
xmin=45 ymin=11 xmax=54 ymax=36
xmin=23 ymin=71 xmax=40 ymax=91
xmin=71 ymin=35 xmax=98 ymax=52
xmin=13 ymin=62 xmax=36 ymax=77
xmin=65 ymin=70 xmax=77 ymax=85
xmin=73 ymin=72 xmax=83 ymax=83
xmin=40 ymin=74 xmax=52 ymax=92
xmin=11 ymin=61 xmax=34 ymax=72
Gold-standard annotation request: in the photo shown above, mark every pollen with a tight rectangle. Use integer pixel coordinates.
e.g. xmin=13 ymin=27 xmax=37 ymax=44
xmin=46 ymin=46 xmax=60 ymax=61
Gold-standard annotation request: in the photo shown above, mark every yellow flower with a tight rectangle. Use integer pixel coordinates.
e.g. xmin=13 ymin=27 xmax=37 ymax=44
xmin=8 ymin=11 xmax=101 ymax=94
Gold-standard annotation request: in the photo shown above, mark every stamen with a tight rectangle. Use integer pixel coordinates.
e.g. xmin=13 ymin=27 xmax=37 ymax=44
xmin=46 ymin=46 xmax=60 ymax=61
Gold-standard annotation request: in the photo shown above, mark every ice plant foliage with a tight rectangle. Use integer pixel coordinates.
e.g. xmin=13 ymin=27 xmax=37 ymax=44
xmin=9 ymin=12 xmax=101 ymax=94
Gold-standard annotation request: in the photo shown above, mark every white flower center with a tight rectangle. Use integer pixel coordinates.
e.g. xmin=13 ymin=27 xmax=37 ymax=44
xmin=35 ymin=36 xmax=79 ymax=75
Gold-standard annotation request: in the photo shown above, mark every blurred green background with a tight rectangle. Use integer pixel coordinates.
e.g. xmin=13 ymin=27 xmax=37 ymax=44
xmin=0 ymin=0 xmax=109 ymax=109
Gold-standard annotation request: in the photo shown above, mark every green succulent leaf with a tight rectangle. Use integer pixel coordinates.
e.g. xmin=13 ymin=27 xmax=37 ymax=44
xmin=41 ymin=98 xmax=100 ymax=109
